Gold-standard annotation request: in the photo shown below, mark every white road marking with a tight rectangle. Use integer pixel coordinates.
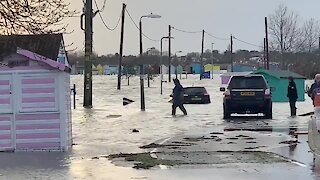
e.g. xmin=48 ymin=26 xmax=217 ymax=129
xmin=291 ymin=161 xmax=307 ymax=167
xmin=150 ymin=137 xmax=173 ymax=160
xmin=159 ymin=165 xmax=168 ymax=169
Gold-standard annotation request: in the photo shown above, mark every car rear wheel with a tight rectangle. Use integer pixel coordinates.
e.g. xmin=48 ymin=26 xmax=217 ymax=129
xmin=265 ymin=104 xmax=272 ymax=119
xmin=223 ymin=105 xmax=231 ymax=119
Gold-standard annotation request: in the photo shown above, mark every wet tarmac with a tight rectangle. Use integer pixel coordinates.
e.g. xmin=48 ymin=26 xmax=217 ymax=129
xmin=0 ymin=75 xmax=319 ymax=180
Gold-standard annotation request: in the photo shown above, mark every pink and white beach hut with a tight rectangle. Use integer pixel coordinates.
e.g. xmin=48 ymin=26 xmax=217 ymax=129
xmin=0 ymin=34 xmax=72 ymax=151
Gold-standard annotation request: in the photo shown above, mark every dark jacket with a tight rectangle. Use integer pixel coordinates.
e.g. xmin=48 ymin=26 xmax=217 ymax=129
xmin=308 ymin=82 xmax=318 ymax=100
xmin=311 ymin=81 xmax=320 ymax=101
xmin=173 ymin=84 xmax=184 ymax=105
xmin=287 ymin=81 xmax=298 ymax=101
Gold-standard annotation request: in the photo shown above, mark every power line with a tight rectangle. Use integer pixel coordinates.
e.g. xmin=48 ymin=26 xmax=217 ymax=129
xmin=232 ymin=36 xmax=263 ymax=48
xmin=171 ymin=27 xmax=202 ymax=34
xmin=125 ymin=8 xmax=160 ymax=42
xmin=95 ymin=0 xmax=107 ymax=12
xmin=94 ymin=0 xmax=121 ymax=31
xmin=204 ymin=31 xmax=229 ymax=41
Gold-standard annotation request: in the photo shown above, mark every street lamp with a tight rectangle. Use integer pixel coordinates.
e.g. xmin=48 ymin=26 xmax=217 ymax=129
xmin=174 ymin=51 xmax=182 ymax=79
xmin=160 ymin=36 xmax=174 ymax=95
xmin=146 ymin=47 xmax=155 ymax=88
xmin=139 ymin=13 xmax=161 ymax=111
xmin=211 ymin=43 xmax=214 ymax=79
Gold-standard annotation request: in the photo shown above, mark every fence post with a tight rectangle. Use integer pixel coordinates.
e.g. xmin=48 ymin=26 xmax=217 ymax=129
xmin=71 ymin=84 xmax=76 ymax=109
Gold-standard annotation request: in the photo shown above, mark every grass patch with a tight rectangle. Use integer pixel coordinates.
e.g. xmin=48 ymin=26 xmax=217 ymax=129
xmin=107 ymin=151 xmax=290 ymax=169
xmin=108 ymin=153 xmax=182 ymax=169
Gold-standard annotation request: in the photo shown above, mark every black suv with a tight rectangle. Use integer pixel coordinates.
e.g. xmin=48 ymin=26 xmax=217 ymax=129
xmin=220 ymin=75 xmax=272 ymax=119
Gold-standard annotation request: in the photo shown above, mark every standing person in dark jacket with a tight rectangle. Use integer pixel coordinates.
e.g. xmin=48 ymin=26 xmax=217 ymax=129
xmin=287 ymin=76 xmax=298 ymax=116
xmin=308 ymin=74 xmax=320 ymax=106
xmin=172 ymin=79 xmax=187 ymax=116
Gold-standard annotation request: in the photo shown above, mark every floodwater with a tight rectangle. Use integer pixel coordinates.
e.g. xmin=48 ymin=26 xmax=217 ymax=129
xmin=0 ymin=74 xmax=319 ymax=180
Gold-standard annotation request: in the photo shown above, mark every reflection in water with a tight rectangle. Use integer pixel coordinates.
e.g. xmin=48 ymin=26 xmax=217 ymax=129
xmin=0 ymin=152 xmax=70 ymax=169
xmin=69 ymin=158 xmax=139 ymax=180
xmin=288 ymin=127 xmax=298 ymax=156
xmin=0 ymin=152 xmax=70 ymax=179
xmin=311 ymin=155 xmax=320 ymax=178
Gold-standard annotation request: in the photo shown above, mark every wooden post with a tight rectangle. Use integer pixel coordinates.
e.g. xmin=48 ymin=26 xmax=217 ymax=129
xmin=139 ymin=18 xmax=145 ymax=111
xmin=168 ymin=25 xmax=172 ymax=82
xmin=200 ymin=29 xmax=204 ymax=80
xmin=264 ymin=38 xmax=266 ymax=69
xmin=83 ymin=0 xmax=93 ymax=108
xmin=265 ymin=17 xmax=269 ymax=70
xmin=230 ymin=35 xmax=233 ymax=72
xmin=117 ymin=3 xmax=126 ymax=90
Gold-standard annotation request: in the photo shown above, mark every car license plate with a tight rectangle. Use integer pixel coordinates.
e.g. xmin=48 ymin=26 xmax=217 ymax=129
xmin=192 ymin=97 xmax=202 ymax=101
xmin=240 ymin=92 xmax=255 ymax=96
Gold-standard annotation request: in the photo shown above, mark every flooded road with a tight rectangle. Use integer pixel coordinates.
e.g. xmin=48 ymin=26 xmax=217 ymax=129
xmin=0 ymin=75 xmax=319 ymax=180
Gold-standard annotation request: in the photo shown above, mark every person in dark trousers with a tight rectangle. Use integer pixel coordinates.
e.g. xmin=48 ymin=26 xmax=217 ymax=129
xmin=308 ymin=74 xmax=320 ymax=106
xmin=287 ymin=76 xmax=298 ymax=116
xmin=172 ymin=79 xmax=187 ymax=116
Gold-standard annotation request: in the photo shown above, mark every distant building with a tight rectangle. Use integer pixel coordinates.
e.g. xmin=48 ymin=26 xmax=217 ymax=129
xmin=220 ymin=72 xmax=252 ymax=85
xmin=204 ymin=64 xmax=221 ymax=74
xmin=103 ymin=65 xmax=120 ymax=75
xmin=191 ymin=63 xmax=201 ymax=74
xmin=96 ymin=64 xmax=104 ymax=75
xmin=232 ymin=64 xmax=256 ymax=72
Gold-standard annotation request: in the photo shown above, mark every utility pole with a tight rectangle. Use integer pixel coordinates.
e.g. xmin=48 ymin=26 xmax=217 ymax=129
xmin=318 ymin=37 xmax=320 ymax=51
xmin=230 ymin=34 xmax=233 ymax=72
xmin=117 ymin=3 xmax=126 ymax=90
xmin=200 ymin=29 xmax=204 ymax=80
xmin=175 ymin=55 xmax=178 ymax=79
xmin=160 ymin=38 xmax=164 ymax=95
xmin=263 ymin=38 xmax=266 ymax=69
xmin=160 ymin=36 xmax=173 ymax=95
xmin=139 ymin=19 xmax=145 ymax=111
xmin=265 ymin=17 xmax=269 ymax=70
xmin=83 ymin=0 xmax=93 ymax=108
xmin=211 ymin=42 xmax=214 ymax=79
xmin=168 ymin=25 xmax=172 ymax=82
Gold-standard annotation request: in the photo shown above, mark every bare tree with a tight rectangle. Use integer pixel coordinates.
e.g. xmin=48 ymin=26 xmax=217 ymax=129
xmin=269 ymin=5 xmax=301 ymax=69
xmin=0 ymin=0 xmax=76 ymax=35
xmin=301 ymin=18 xmax=320 ymax=52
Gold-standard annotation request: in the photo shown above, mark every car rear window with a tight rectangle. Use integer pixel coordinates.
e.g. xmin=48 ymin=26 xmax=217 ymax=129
xmin=184 ymin=87 xmax=207 ymax=95
xmin=228 ymin=76 xmax=267 ymax=89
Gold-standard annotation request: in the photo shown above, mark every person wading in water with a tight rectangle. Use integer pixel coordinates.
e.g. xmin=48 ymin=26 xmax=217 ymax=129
xmin=172 ymin=79 xmax=187 ymax=116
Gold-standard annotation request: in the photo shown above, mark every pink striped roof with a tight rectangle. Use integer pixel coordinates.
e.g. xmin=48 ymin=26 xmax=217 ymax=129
xmin=16 ymin=48 xmax=66 ymax=71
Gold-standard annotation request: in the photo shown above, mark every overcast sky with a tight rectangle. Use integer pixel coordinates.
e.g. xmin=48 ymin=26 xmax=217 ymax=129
xmin=64 ymin=0 xmax=320 ymax=56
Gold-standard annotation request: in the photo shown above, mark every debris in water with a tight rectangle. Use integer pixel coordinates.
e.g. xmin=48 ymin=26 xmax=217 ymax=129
xmin=226 ymin=137 xmax=239 ymax=140
xmin=106 ymin=115 xmax=122 ymax=118
xmin=210 ymin=132 xmax=224 ymax=135
xmin=123 ymin=98 xmax=134 ymax=106
xmin=236 ymin=135 xmax=250 ymax=138
xmin=279 ymin=140 xmax=299 ymax=144
xmin=246 ymin=141 xmax=257 ymax=144
xmin=132 ymin=129 xmax=139 ymax=133
xmin=227 ymin=142 xmax=236 ymax=144
xmin=244 ymin=137 xmax=256 ymax=140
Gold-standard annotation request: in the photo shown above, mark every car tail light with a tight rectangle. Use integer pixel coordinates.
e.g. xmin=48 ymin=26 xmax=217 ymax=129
xmin=224 ymin=89 xmax=231 ymax=99
xmin=265 ymin=88 xmax=271 ymax=98
xmin=204 ymin=93 xmax=209 ymax=96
